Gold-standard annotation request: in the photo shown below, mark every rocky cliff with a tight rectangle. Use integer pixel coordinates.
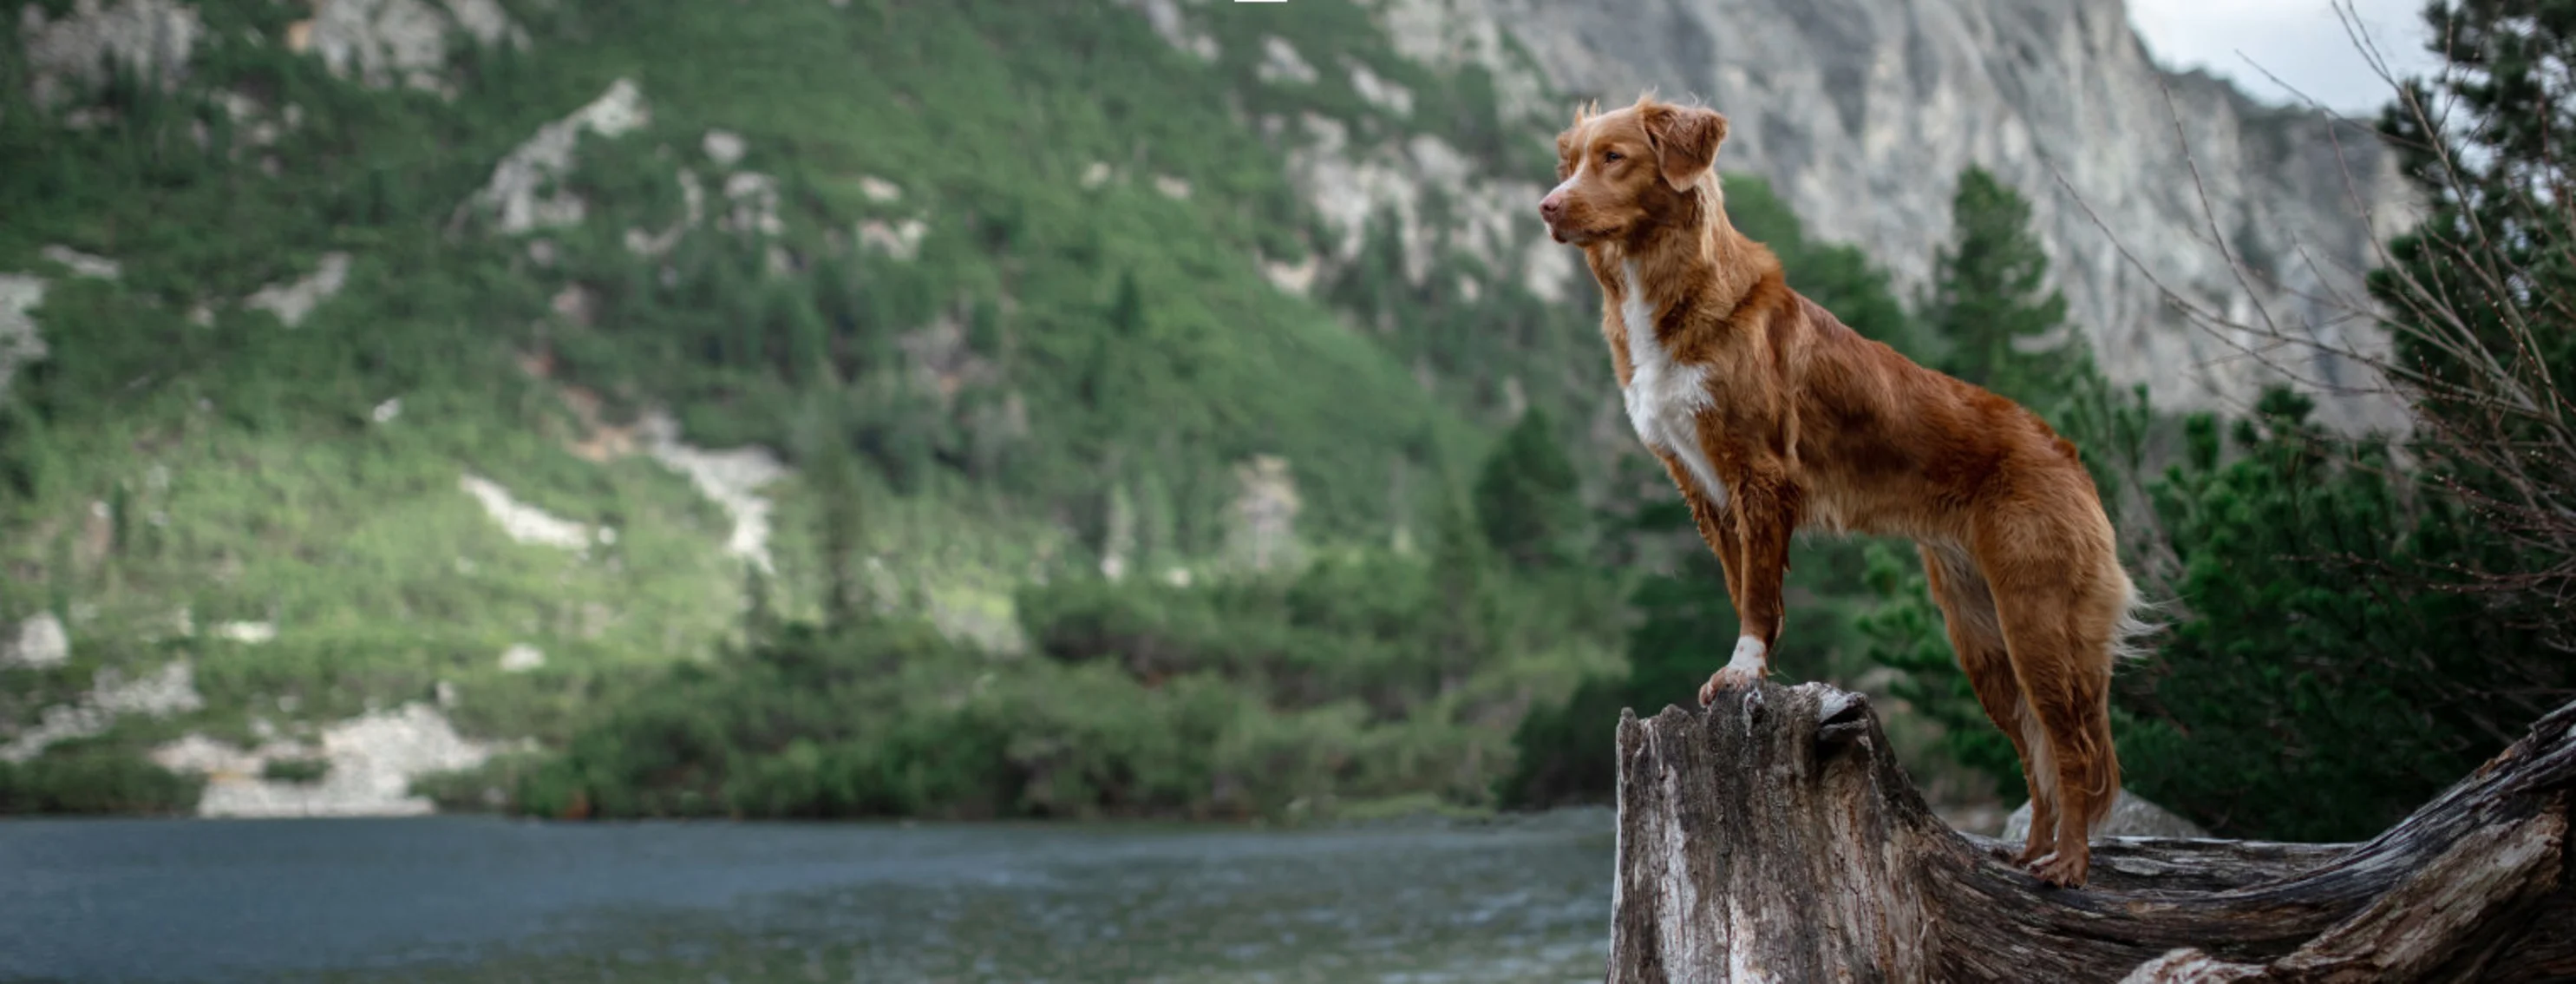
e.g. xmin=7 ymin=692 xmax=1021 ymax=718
xmin=1340 ymin=0 xmax=2422 ymax=432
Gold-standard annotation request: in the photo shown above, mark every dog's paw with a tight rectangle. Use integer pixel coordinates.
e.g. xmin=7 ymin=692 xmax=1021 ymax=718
xmin=1696 ymin=668 xmax=1761 ymax=705
xmin=1695 ymin=637 xmax=1769 ymax=705
xmin=2011 ymin=838 xmax=2056 ymax=868
xmin=2026 ymin=850 xmax=2090 ymax=889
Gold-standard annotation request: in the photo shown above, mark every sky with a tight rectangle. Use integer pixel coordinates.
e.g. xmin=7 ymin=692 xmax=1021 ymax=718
xmin=2126 ymin=0 xmax=2447 ymax=115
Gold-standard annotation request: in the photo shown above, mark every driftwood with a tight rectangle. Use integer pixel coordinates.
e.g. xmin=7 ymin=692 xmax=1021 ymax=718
xmin=1605 ymin=680 xmax=2576 ymax=983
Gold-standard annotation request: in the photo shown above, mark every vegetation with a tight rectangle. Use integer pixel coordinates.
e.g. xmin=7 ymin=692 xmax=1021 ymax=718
xmin=497 ymin=423 xmax=1625 ymax=821
xmin=469 ymin=167 xmax=1930 ymax=821
xmin=0 ymin=740 xmax=202 ymax=815
xmin=259 ymin=755 xmax=330 ymax=784
xmin=0 ymin=0 xmax=1618 ymax=815
xmin=1917 ymin=165 xmax=2082 ymax=402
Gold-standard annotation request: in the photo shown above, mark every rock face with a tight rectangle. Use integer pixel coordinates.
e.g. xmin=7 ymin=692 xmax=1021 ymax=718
xmin=1 ymin=661 xmax=204 ymax=763
xmin=302 ymin=0 xmax=523 ymax=93
xmin=0 ymin=274 xmax=49 ymax=400
xmin=1355 ymin=0 xmax=2420 ymax=433
xmin=467 ymin=77 xmax=651 ymax=234
xmin=17 ymin=0 xmax=202 ymax=110
xmin=242 ymin=252 xmax=350 ymax=328
xmin=151 ymin=704 xmax=515 ymax=818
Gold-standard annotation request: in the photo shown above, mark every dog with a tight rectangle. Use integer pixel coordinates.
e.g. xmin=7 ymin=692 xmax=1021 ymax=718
xmin=1537 ymin=94 xmax=2153 ymax=889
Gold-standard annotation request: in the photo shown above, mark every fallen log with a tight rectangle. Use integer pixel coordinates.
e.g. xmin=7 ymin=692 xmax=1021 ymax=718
xmin=1604 ymin=680 xmax=2576 ymax=983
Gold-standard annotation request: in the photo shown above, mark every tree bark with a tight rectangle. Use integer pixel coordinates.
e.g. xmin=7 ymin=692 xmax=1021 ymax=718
xmin=1605 ymin=680 xmax=2576 ymax=983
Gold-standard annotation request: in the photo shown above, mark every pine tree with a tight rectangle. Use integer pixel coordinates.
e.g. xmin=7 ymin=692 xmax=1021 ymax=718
xmin=1922 ymin=167 xmax=2081 ymax=404
xmin=1424 ymin=477 xmax=1495 ymax=680
xmin=1470 ymin=406 xmax=1590 ymax=571
xmin=795 ymin=390 xmax=869 ymax=627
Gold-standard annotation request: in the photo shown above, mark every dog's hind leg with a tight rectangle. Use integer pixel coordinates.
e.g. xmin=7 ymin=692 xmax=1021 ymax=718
xmin=1919 ymin=544 xmax=2053 ymax=865
xmin=1983 ymin=548 xmax=2123 ymax=889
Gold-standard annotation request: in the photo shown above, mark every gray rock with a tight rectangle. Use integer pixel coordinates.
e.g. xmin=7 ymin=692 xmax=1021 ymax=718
xmin=243 ymin=253 xmax=350 ymax=329
xmin=0 ymin=275 xmax=48 ymax=401
xmin=40 ymin=246 xmax=120 ymax=280
xmin=1 ymin=613 xmax=69 ymax=670
xmin=467 ymin=78 xmax=651 ymax=234
xmin=20 ymin=0 xmax=202 ymax=110
xmin=307 ymin=0 xmax=525 ymax=93
xmin=2001 ymin=787 xmax=2211 ymax=842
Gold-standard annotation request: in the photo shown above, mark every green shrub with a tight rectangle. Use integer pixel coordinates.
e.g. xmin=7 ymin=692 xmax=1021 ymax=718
xmin=259 ymin=756 xmax=330 ymax=784
xmin=0 ymin=745 xmax=204 ymax=815
xmin=2109 ymin=392 xmax=2560 ymax=841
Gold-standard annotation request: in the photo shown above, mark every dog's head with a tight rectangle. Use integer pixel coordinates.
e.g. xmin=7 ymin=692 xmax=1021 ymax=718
xmin=1539 ymin=95 xmax=1729 ymax=247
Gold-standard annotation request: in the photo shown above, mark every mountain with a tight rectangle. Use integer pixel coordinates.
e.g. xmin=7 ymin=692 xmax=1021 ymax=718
xmin=0 ymin=0 xmax=2410 ymax=817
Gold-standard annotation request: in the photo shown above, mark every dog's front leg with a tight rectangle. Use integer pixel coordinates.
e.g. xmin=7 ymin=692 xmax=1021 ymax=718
xmin=1655 ymin=450 xmax=1744 ymax=604
xmin=1698 ymin=464 xmax=1796 ymax=705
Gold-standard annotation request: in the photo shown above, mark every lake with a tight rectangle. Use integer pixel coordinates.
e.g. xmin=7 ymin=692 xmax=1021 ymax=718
xmin=0 ymin=809 xmax=1616 ymax=983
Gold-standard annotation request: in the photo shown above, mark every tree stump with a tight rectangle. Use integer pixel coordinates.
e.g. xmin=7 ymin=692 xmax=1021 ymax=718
xmin=1605 ymin=680 xmax=2576 ymax=983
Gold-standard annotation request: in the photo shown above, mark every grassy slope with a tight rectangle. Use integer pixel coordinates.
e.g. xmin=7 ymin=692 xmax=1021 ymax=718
xmin=0 ymin=0 xmax=1607 ymax=783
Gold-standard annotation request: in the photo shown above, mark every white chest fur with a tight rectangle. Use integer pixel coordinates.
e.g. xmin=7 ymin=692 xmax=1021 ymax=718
xmin=1620 ymin=263 xmax=1729 ymax=508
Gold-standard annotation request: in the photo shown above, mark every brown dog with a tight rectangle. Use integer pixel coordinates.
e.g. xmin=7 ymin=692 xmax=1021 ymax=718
xmin=1538 ymin=94 xmax=2154 ymax=889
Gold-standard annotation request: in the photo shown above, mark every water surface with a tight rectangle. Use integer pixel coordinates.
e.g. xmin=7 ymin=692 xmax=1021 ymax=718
xmin=0 ymin=810 xmax=1615 ymax=983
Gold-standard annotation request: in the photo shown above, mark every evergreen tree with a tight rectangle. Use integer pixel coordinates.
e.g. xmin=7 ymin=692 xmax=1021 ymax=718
xmin=1922 ymin=167 xmax=2081 ymax=403
xmin=1424 ymin=478 xmax=1496 ymax=682
xmin=795 ymin=390 xmax=870 ymax=627
xmin=2367 ymin=0 xmax=2576 ymax=651
xmin=1470 ymin=407 xmax=1590 ymax=571
xmin=1108 ymin=268 xmax=1147 ymax=339
xmin=1493 ymin=492 xmax=1726 ymax=808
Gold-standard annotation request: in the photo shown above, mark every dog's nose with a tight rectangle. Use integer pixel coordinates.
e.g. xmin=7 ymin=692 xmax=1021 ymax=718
xmin=1539 ymin=194 xmax=1563 ymax=221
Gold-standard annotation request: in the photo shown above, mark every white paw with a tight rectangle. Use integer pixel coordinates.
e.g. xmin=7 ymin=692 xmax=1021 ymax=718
xmin=1727 ymin=636 xmax=1767 ymax=674
xmin=1697 ymin=637 xmax=1769 ymax=705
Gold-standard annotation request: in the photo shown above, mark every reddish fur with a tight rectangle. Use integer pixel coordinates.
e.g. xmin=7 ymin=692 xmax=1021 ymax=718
xmin=1540 ymin=95 xmax=2149 ymax=889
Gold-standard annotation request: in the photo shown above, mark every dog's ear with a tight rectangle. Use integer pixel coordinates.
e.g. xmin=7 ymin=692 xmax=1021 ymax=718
xmin=1640 ymin=104 xmax=1729 ymax=193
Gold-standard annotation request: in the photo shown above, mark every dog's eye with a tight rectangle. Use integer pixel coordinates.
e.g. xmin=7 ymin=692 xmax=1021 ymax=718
xmin=1604 ymin=150 xmax=1624 ymax=162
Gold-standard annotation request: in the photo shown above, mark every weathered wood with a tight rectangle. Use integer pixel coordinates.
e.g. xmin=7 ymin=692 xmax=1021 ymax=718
xmin=1605 ymin=680 xmax=2576 ymax=983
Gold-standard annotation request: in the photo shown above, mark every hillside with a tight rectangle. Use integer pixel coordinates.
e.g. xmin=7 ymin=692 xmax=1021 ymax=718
xmin=0 ymin=0 xmax=2397 ymax=818
xmin=0 ymin=0 xmax=1636 ymax=817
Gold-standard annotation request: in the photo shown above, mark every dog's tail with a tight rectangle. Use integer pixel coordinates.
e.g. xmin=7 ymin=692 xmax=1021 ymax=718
xmin=2104 ymin=565 xmax=2167 ymax=666
xmin=2085 ymin=561 xmax=2166 ymax=828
